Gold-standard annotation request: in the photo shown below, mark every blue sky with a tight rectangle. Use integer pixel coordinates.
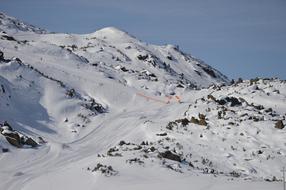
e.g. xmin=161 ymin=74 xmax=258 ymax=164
xmin=1 ymin=0 xmax=286 ymax=79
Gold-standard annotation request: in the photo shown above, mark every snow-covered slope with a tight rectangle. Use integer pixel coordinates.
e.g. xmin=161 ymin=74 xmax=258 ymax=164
xmin=0 ymin=12 xmax=46 ymax=34
xmin=0 ymin=12 xmax=285 ymax=190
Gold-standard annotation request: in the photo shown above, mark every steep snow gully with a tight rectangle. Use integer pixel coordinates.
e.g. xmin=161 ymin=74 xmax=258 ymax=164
xmin=0 ymin=12 xmax=285 ymax=190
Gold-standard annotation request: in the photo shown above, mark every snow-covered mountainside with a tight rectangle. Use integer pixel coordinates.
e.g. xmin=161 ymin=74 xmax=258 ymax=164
xmin=0 ymin=12 xmax=285 ymax=190
xmin=0 ymin=12 xmax=46 ymax=34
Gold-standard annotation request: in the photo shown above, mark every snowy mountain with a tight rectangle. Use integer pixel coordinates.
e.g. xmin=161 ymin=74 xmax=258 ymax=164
xmin=0 ymin=12 xmax=285 ymax=190
xmin=0 ymin=12 xmax=46 ymax=34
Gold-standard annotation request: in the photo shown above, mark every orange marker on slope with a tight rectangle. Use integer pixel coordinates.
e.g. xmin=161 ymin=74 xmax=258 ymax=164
xmin=175 ymin=95 xmax=181 ymax=103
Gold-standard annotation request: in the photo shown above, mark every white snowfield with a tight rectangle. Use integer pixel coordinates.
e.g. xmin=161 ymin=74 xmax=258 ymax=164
xmin=0 ymin=12 xmax=285 ymax=190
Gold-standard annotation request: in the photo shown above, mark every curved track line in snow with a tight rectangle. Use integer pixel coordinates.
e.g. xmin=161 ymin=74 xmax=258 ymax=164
xmin=136 ymin=92 xmax=182 ymax=104
xmin=4 ymin=107 xmax=161 ymax=190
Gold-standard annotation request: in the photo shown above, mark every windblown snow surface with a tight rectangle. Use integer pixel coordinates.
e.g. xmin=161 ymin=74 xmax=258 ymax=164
xmin=0 ymin=12 xmax=285 ymax=190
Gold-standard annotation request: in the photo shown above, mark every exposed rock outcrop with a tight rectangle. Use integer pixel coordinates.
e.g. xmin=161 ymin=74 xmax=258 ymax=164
xmin=0 ymin=121 xmax=39 ymax=148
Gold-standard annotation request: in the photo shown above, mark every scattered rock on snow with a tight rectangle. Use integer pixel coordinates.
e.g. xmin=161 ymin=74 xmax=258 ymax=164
xmin=2 ymin=148 xmax=9 ymax=153
xmin=156 ymin=132 xmax=168 ymax=136
xmin=274 ymin=120 xmax=285 ymax=129
xmin=159 ymin=150 xmax=181 ymax=162
xmin=88 ymin=163 xmax=118 ymax=177
xmin=166 ymin=121 xmax=178 ymax=130
xmin=126 ymin=158 xmax=144 ymax=165
xmin=175 ymin=118 xmax=190 ymax=126
xmin=190 ymin=114 xmax=207 ymax=126
xmin=217 ymin=97 xmax=242 ymax=107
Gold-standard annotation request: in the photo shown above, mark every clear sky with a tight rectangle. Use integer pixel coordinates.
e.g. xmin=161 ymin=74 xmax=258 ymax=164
xmin=1 ymin=0 xmax=286 ymax=79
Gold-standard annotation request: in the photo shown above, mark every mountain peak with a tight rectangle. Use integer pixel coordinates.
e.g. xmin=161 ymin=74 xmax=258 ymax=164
xmin=90 ymin=26 xmax=138 ymax=43
xmin=96 ymin=26 xmax=125 ymax=34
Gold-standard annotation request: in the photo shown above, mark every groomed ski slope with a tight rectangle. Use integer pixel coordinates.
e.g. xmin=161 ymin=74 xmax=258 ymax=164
xmin=1 ymin=85 xmax=285 ymax=190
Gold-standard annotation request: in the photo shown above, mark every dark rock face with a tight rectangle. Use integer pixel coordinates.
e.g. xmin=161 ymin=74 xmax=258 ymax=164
xmin=0 ymin=51 xmax=11 ymax=63
xmin=275 ymin=120 xmax=285 ymax=129
xmin=88 ymin=163 xmax=118 ymax=177
xmin=209 ymin=94 xmax=242 ymax=107
xmin=202 ymin=67 xmax=216 ymax=78
xmin=5 ymin=134 xmax=22 ymax=148
xmin=196 ymin=64 xmax=217 ymax=78
xmin=217 ymin=97 xmax=242 ymax=107
xmin=252 ymin=104 xmax=264 ymax=110
xmin=83 ymin=98 xmax=106 ymax=114
xmin=138 ymin=70 xmax=158 ymax=82
xmin=120 ymin=67 xmax=128 ymax=72
xmin=166 ymin=121 xmax=177 ymax=130
xmin=199 ymin=119 xmax=207 ymax=126
xmin=159 ymin=150 xmax=181 ymax=162
xmin=237 ymin=78 xmax=243 ymax=83
xmin=190 ymin=114 xmax=207 ymax=126
xmin=156 ymin=132 xmax=167 ymax=136
xmin=250 ymin=77 xmax=260 ymax=85
xmin=66 ymin=88 xmax=76 ymax=98
xmin=190 ymin=117 xmax=200 ymax=125
xmin=25 ymin=137 xmax=38 ymax=147
xmin=175 ymin=118 xmax=190 ymax=126
xmin=176 ymin=84 xmax=184 ymax=88
xmin=207 ymin=94 xmax=217 ymax=102
xmin=126 ymin=158 xmax=144 ymax=165
xmin=2 ymin=129 xmax=22 ymax=148
xmin=1 ymin=35 xmax=17 ymax=42
xmin=118 ymin=140 xmax=126 ymax=146
xmin=166 ymin=55 xmax=173 ymax=60
xmin=0 ymin=50 xmax=4 ymax=60
xmin=2 ymin=148 xmax=9 ymax=153
xmin=0 ymin=122 xmax=39 ymax=148
xmin=1 ymin=84 xmax=5 ymax=93
xmin=199 ymin=113 xmax=206 ymax=120
xmin=137 ymin=54 xmax=148 ymax=61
